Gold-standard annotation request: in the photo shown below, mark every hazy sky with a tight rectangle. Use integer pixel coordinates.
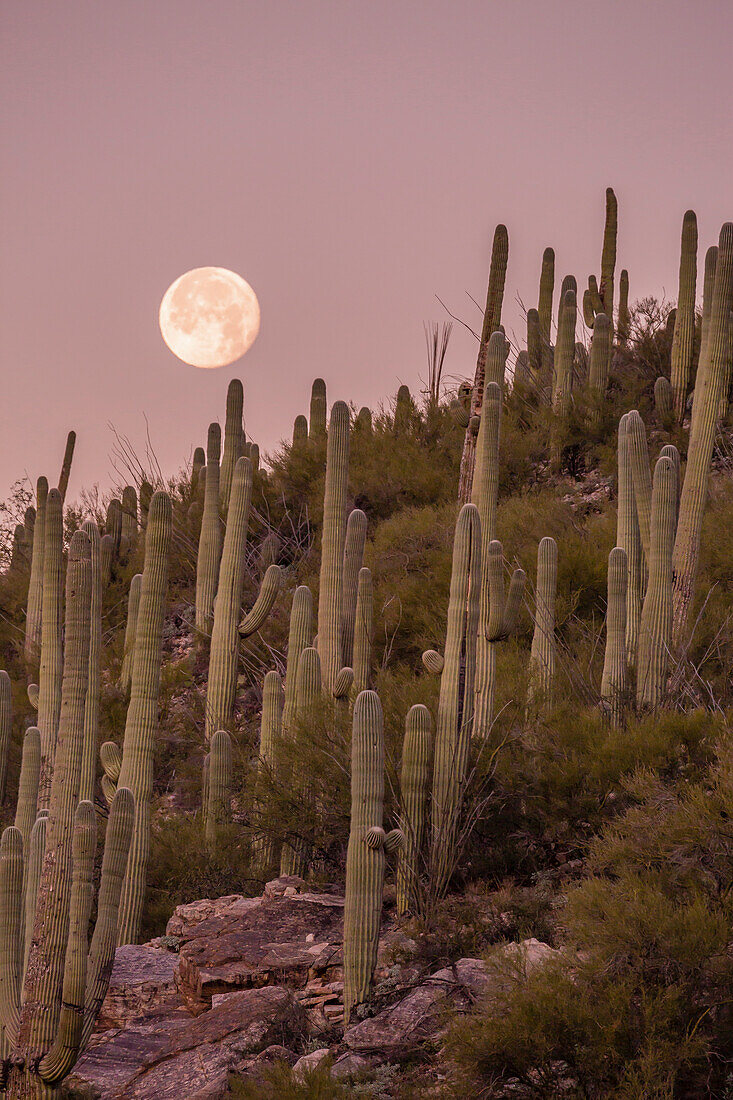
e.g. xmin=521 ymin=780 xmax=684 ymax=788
xmin=2 ymin=1 xmax=732 ymax=502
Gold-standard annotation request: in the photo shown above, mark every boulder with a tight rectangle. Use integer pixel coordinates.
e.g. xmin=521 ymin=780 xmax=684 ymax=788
xmin=174 ymin=888 xmax=345 ymax=1012
xmin=291 ymin=1047 xmax=331 ymax=1081
xmin=97 ymin=944 xmax=179 ymax=1030
xmin=70 ymin=985 xmax=305 ymax=1100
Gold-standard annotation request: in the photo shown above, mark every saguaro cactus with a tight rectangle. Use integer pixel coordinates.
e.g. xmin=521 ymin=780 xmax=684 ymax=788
xmin=599 ymin=187 xmax=617 ymax=319
xmin=616 ymin=414 xmax=643 ymax=666
xmin=14 ymin=726 xmax=40 ymax=848
xmin=341 ymin=509 xmax=367 ymax=669
xmin=282 ymin=586 xmax=314 ymax=736
xmin=396 ymin=704 xmax=433 ymax=916
xmin=116 ymin=491 xmax=172 ymax=945
xmin=600 ymin=547 xmax=628 ymax=725
xmin=25 ymin=476 xmax=48 ymax=663
xmin=538 ymin=246 xmax=555 ymax=380
xmin=588 ymin=313 xmax=611 ymax=407
xmin=38 ymin=489 xmax=64 ymax=808
xmin=220 ymin=378 xmax=245 ymax=511
xmin=430 ymin=504 xmax=481 ymax=892
xmin=475 ymin=540 xmax=525 ymax=735
xmin=458 ymin=224 xmax=509 ymax=502
xmin=551 ymin=289 xmax=577 ymax=469
xmin=528 ymin=536 xmax=558 ymax=708
xmin=120 ymin=486 xmax=138 ymax=558
xmin=205 ymin=730 xmax=232 ymax=842
xmin=670 ymin=210 xmax=698 ymax=424
xmin=637 ymin=456 xmax=677 ymax=708
xmin=57 ymin=430 xmax=76 ymax=501
xmin=673 ymin=223 xmax=733 ymax=643
xmin=527 ymin=308 xmax=542 ymax=383
xmin=80 ymin=519 xmax=102 ymax=804
xmin=617 ymin=269 xmax=630 ymax=345
xmin=292 ymin=414 xmax=308 ymax=449
xmin=625 ymin=410 xmax=653 ymax=562
xmin=195 ymin=423 xmax=222 ymax=633
xmin=253 ymin=669 xmax=283 ymax=870
xmin=205 ymin=457 xmax=254 ymax=740
xmin=352 ymin=567 xmax=373 ymax=695
xmin=280 ymin=647 xmax=322 ymax=878
xmin=0 ymin=671 xmax=11 ymax=805
xmin=119 ymin=573 xmax=142 ymax=693
xmin=191 ymin=446 xmax=206 ymax=499
xmin=317 ymin=401 xmax=351 ymax=696
xmin=700 ymin=244 xmax=719 ymax=361
xmin=654 ymin=376 xmax=674 ymax=427
xmin=309 ymin=378 xmax=327 ymax=441
xmin=343 ymin=690 xmax=402 ymax=1022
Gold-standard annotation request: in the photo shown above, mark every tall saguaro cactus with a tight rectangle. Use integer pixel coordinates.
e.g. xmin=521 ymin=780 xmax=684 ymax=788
xmin=599 ymin=187 xmax=618 ymax=319
xmin=343 ymin=690 xmax=402 ymax=1023
xmin=673 ymin=223 xmax=733 ymax=643
xmin=600 ymin=547 xmax=628 ymax=725
xmin=317 ymin=401 xmax=351 ymax=696
xmin=396 ymin=704 xmax=433 ymax=916
xmin=220 ymin=378 xmax=245 ymax=511
xmin=430 ymin=504 xmax=481 ymax=893
xmin=119 ymin=573 xmax=142 ymax=693
xmin=638 ymin=456 xmax=677 ymax=708
xmin=475 ymin=540 xmax=525 ymax=735
xmin=0 ymin=671 xmax=11 ymax=805
xmin=116 ymin=491 xmax=172 ymax=945
xmin=458 ymin=225 xmax=509 ymax=502
xmin=538 ymin=246 xmax=555 ymax=379
xmin=195 ymin=423 xmax=222 ymax=633
xmin=25 ymin=476 xmax=48 ymax=664
xmin=616 ymin=415 xmax=643 ymax=665
xmin=80 ymin=520 xmax=102 ymax=804
xmin=588 ymin=312 xmax=611 ymax=408
xmin=528 ymin=536 xmax=558 ymax=708
xmin=670 ymin=210 xmax=698 ymax=423
xmin=205 ymin=730 xmax=232 ymax=842
xmin=309 ymin=378 xmax=327 ymax=441
xmin=57 ymin=430 xmax=76 ymax=502
xmin=280 ymin=646 xmax=322 ymax=878
xmin=617 ymin=269 xmax=630 ymax=345
xmin=352 ymin=568 xmax=373 ymax=695
xmin=253 ymin=669 xmax=283 ymax=870
xmin=341 ymin=508 xmax=367 ymax=669
xmin=38 ymin=489 xmax=64 ymax=809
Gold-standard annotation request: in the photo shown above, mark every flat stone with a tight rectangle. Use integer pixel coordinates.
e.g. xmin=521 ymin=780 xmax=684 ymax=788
xmin=292 ymin=1048 xmax=331 ymax=1082
xmin=165 ymin=894 xmax=259 ymax=937
xmin=174 ymin=889 xmax=345 ymax=1012
xmin=97 ymin=944 xmax=179 ymax=1030
xmin=70 ymin=986 xmax=304 ymax=1100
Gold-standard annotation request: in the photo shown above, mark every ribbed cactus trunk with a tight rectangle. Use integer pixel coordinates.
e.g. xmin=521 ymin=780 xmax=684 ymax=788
xmin=352 ymin=568 xmax=373 ymax=695
xmin=458 ymin=225 xmax=509 ymax=502
xmin=57 ymin=431 xmax=76 ymax=502
xmin=477 ymin=540 xmax=525 ymax=735
xmin=430 ymin=504 xmax=481 ymax=894
xmin=637 ymin=456 xmax=677 ymax=708
xmin=396 ymin=704 xmax=433 ymax=916
xmin=600 ymin=547 xmax=628 ymax=725
xmin=673 ymin=223 xmax=733 ymax=644
xmin=205 ymin=457 xmax=253 ymax=740
xmin=528 ymin=536 xmax=558 ymax=709
xmin=14 ymin=727 xmax=41 ymax=848
xmin=551 ymin=289 xmax=577 ymax=469
xmin=625 ymin=410 xmax=653 ymax=563
xmin=340 ymin=509 xmax=367 ymax=669
xmin=538 ymin=246 xmax=555 ymax=382
xmin=654 ymin=376 xmax=674 ymax=427
xmin=394 ymin=385 xmax=413 ymax=433
xmin=526 ymin=309 xmax=542 ymax=384
xmin=116 ymin=492 xmax=171 ymax=945
xmin=309 ymin=378 xmax=327 ymax=441
xmin=119 ymin=574 xmax=142 ymax=693
xmin=700 ymin=245 xmax=718 ymax=364
xmin=317 ymin=401 xmax=350 ymax=696
xmin=120 ymin=486 xmax=138 ymax=559
xmin=80 ymin=520 xmax=102 ymax=804
xmin=205 ymin=730 xmax=232 ymax=843
xmin=253 ymin=670 xmax=283 ymax=871
xmin=195 ymin=423 xmax=222 ymax=633
xmin=471 ymin=375 xmax=501 ymax=737
xmin=616 ymin=415 xmax=643 ymax=665
xmin=282 ymin=586 xmax=314 ymax=737
xmin=588 ymin=313 xmax=611 ymax=410
xmin=343 ymin=690 xmax=398 ymax=1022
xmin=617 ymin=269 xmax=630 ymax=345
xmin=37 ymin=490 xmax=64 ymax=811
xmin=191 ymin=446 xmax=206 ymax=499
xmin=0 ymin=671 xmax=11 ymax=805
xmin=292 ymin=415 xmax=308 ymax=449
xmin=25 ymin=477 xmax=48 ymax=665
xmin=219 ymin=379 xmax=245 ymax=511
xmin=280 ymin=647 xmax=322 ymax=878
xmin=12 ymin=530 xmax=92 ymax=1081
xmin=599 ymin=187 xmax=617 ymax=319
xmin=670 ymin=210 xmax=698 ymax=424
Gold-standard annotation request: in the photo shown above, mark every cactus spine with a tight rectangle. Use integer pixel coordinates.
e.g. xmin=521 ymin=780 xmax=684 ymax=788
xmin=317 ymin=401 xmax=351 ymax=696
xmin=0 ymin=671 xmax=11 ymax=804
xmin=195 ymin=423 xmax=222 ymax=633
xmin=528 ymin=536 xmax=558 ymax=708
xmin=205 ymin=730 xmax=232 ymax=842
xmin=25 ymin=476 xmax=48 ymax=663
xmin=119 ymin=573 xmax=142 ymax=693
xmin=205 ymin=457 xmax=253 ymax=740
xmin=637 ymin=456 xmax=677 ymax=708
xmin=37 ymin=489 xmax=64 ymax=809
xmin=458 ymin=225 xmax=509 ymax=502
xmin=80 ymin=520 xmax=101 ymax=804
xmin=617 ymin=414 xmax=643 ymax=665
xmin=352 ymin=568 xmax=373 ymax=695
xmin=220 ymin=378 xmax=245 ymax=511
xmin=341 ymin=509 xmax=367 ymax=669
xmin=600 ymin=547 xmax=628 ymax=725
xmin=670 ymin=210 xmax=698 ymax=423
xmin=672 ymin=223 xmax=733 ymax=643
xmin=396 ymin=704 xmax=433 ymax=916
xmin=430 ymin=504 xmax=481 ymax=892
xmin=309 ymin=378 xmax=327 ymax=441
xmin=344 ymin=690 xmax=401 ymax=1022
xmin=116 ymin=492 xmax=171 ymax=945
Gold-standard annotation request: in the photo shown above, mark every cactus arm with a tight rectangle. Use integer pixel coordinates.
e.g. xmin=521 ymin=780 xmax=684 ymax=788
xmin=599 ymin=187 xmax=617 ymax=318
xmin=625 ymin=410 xmax=653 ymax=561
xmin=309 ymin=378 xmax=327 ymax=441
xmin=119 ymin=573 xmax=142 ymax=693
xmin=25 ymin=476 xmax=48 ymax=663
xmin=617 ymin=269 xmax=630 ymax=344
xmin=282 ymin=586 xmax=313 ymax=736
xmin=239 ymin=564 xmax=282 ymax=637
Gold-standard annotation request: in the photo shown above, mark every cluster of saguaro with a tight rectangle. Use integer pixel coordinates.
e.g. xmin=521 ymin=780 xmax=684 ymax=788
xmin=343 ymin=690 xmax=402 ymax=1023
xmin=0 ymin=529 xmax=135 ymax=1096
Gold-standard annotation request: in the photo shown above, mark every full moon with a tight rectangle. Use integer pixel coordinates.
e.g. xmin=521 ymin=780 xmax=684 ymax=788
xmin=158 ymin=266 xmax=260 ymax=369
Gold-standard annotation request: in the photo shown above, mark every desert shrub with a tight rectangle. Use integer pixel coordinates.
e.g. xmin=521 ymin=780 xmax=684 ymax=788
xmin=228 ymin=1059 xmax=401 ymax=1099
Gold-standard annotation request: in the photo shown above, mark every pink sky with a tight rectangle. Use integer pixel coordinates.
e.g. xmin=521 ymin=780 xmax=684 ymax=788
xmin=2 ymin=1 xmax=732 ymax=501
